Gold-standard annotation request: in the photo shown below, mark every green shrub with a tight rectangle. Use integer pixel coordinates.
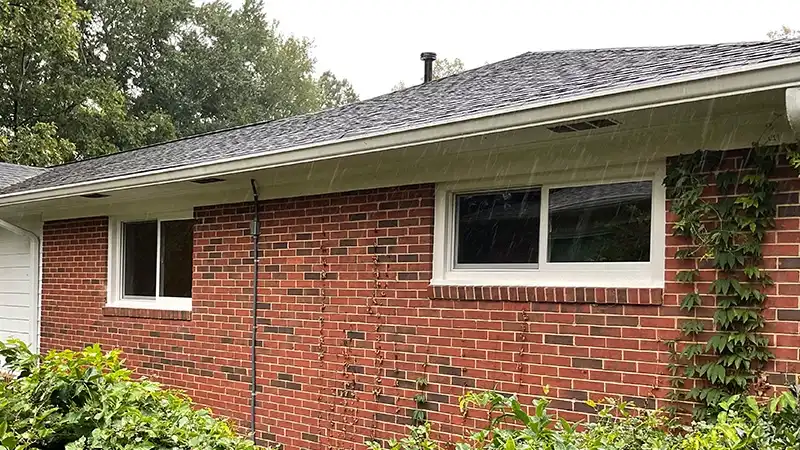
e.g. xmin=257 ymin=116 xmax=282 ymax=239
xmin=0 ymin=339 xmax=258 ymax=450
xmin=369 ymin=389 xmax=800 ymax=450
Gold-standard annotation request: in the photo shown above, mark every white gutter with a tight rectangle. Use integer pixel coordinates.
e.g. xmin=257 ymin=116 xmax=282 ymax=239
xmin=0 ymin=219 xmax=40 ymax=352
xmin=2 ymin=56 xmax=800 ymax=207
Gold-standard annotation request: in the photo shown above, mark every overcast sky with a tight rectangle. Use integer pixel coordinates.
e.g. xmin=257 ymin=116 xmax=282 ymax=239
xmin=230 ymin=1 xmax=800 ymax=99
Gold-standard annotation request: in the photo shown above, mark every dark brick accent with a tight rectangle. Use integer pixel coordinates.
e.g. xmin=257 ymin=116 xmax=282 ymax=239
xmin=375 ymin=413 xmax=394 ymax=423
xmin=779 ymin=205 xmax=800 ymax=217
xmin=439 ymin=365 xmax=462 ymax=376
xmin=270 ymin=380 xmax=302 ymax=390
xmin=777 ymin=309 xmax=800 ymax=321
xmin=779 ymin=258 xmax=800 ymax=269
xmin=376 ymin=395 xmax=395 ymax=404
xmin=545 ymin=335 xmax=574 ymax=345
xmin=452 ymin=376 xmax=474 ymax=387
xmin=427 ymin=393 xmax=449 ymax=404
xmin=573 ymin=358 xmax=603 ymax=369
xmin=347 ymin=331 xmax=365 ymax=340
xmin=347 ymin=365 xmax=364 ymax=374
xmin=264 ymin=326 xmax=294 ymax=334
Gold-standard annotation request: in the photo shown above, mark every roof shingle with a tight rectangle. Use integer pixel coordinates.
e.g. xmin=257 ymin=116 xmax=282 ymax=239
xmin=0 ymin=163 xmax=45 ymax=189
xmin=4 ymin=39 xmax=800 ymax=195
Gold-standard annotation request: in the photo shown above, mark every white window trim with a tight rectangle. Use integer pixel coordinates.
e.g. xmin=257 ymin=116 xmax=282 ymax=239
xmin=432 ymin=163 xmax=666 ymax=288
xmin=107 ymin=210 xmax=193 ymax=311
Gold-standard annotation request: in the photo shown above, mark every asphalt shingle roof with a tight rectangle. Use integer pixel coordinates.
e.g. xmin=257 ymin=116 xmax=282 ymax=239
xmin=4 ymin=39 xmax=800 ymax=196
xmin=0 ymin=163 xmax=45 ymax=189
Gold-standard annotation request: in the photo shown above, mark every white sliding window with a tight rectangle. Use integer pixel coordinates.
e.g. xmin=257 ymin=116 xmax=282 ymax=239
xmin=433 ymin=166 xmax=665 ymax=288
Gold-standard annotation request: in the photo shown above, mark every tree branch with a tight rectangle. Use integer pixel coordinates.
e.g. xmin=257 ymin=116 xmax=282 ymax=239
xmin=18 ymin=102 xmax=80 ymax=128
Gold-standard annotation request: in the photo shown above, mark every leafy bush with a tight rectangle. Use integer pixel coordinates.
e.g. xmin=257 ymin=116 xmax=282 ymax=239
xmin=0 ymin=340 xmax=258 ymax=450
xmin=369 ymin=389 xmax=800 ymax=450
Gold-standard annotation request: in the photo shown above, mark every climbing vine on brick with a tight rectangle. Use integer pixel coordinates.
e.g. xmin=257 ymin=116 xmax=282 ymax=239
xmin=664 ymin=144 xmax=778 ymax=417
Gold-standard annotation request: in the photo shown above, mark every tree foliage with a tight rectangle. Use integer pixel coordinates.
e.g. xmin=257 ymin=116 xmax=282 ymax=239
xmin=0 ymin=0 xmax=87 ymax=165
xmin=768 ymin=26 xmax=800 ymax=39
xmin=0 ymin=0 xmax=358 ymax=167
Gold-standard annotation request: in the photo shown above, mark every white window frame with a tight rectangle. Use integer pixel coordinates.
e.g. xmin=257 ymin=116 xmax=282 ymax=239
xmin=107 ymin=211 xmax=193 ymax=311
xmin=432 ymin=163 xmax=666 ymax=288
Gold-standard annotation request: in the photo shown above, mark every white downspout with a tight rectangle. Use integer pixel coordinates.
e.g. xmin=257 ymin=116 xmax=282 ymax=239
xmin=785 ymin=87 xmax=800 ymax=135
xmin=0 ymin=219 xmax=41 ymax=352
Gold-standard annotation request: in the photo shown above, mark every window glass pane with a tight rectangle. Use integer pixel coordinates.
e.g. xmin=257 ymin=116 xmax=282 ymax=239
xmin=123 ymin=221 xmax=157 ymax=296
xmin=548 ymin=181 xmax=651 ymax=262
xmin=160 ymin=220 xmax=194 ymax=298
xmin=456 ymin=188 xmax=541 ymax=264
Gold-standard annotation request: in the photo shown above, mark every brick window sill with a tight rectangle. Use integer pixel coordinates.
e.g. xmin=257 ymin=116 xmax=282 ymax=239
xmin=428 ymin=285 xmax=663 ymax=305
xmin=102 ymin=307 xmax=192 ymax=321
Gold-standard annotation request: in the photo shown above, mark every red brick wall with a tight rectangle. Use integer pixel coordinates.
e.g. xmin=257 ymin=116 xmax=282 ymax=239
xmin=40 ymin=156 xmax=800 ymax=450
xmin=40 ymin=215 xmax=254 ymax=426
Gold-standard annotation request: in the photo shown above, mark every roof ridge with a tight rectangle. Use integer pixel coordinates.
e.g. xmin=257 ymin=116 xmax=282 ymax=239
xmin=0 ymin=161 xmax=46 ymax=170
xmin=524 ymin=38 xmax=800 ymax=55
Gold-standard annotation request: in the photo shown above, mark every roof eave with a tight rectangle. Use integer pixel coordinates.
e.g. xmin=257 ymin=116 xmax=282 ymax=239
xmin=2 ymin=57 xmax=800 ymax=208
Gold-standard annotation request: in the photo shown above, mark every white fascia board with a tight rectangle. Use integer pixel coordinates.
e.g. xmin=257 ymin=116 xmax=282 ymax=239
xmin=2 ymin=58 xmax=800 ymax=207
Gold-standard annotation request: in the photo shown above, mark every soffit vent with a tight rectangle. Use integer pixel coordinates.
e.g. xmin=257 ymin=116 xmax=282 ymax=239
xmin=81 ymin=193 xmax=109 ymax=199
xmin=547 ymin=118 xmax=620 ymax=133
xmin=191 ymin=177 xmax=225 ymax=184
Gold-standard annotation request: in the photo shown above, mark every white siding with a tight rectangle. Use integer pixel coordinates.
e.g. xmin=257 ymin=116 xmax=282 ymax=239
xmin=0 ymin=228 xmax=36 ymax=348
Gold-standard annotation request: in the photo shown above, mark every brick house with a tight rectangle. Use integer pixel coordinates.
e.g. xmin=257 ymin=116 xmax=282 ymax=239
xmin=1 ymin=41 xmax=800 ymax=448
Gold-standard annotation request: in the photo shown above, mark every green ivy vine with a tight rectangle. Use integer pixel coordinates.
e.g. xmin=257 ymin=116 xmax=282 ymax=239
xmin=411 ymin=377 xmax=429 ymax=425
xmin=664 ymin=143 xmax=780 ymax=417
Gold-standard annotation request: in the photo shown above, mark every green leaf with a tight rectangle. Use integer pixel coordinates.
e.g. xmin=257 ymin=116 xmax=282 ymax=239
xmin=676 ymin=270 xmax=700 ymax=283
xmin=510 ymin=398 xmax=532 ymax=427
xmin=710 ymin=278 xmax=732 ymax=295
xmin=716 ymin=171 xmax=737 ymax=193
xmin=714 ymin=252 xmax=736 ymax=270
xmin=680 ymin=292 xmax=701 ymax=310
xmin=680 ymin=319 xmax=704 ymax=336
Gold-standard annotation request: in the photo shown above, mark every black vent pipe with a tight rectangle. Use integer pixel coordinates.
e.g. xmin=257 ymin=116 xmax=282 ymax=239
xmin=420 ymin=52 xmax=436 ymax=83
xmin=249 ymin=179 xmax=260 ymax=439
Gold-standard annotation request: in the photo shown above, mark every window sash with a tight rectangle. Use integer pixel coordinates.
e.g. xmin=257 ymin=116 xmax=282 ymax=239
xmin=434 ymin=169 xmax=665 ymax=288
xmin=451 ymin=181 xmax=655 ymax=269
xmin=454 ymin=187 xmax=541 ymax=268
xmin=109 ymin=216 xmax=193 ymax=310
